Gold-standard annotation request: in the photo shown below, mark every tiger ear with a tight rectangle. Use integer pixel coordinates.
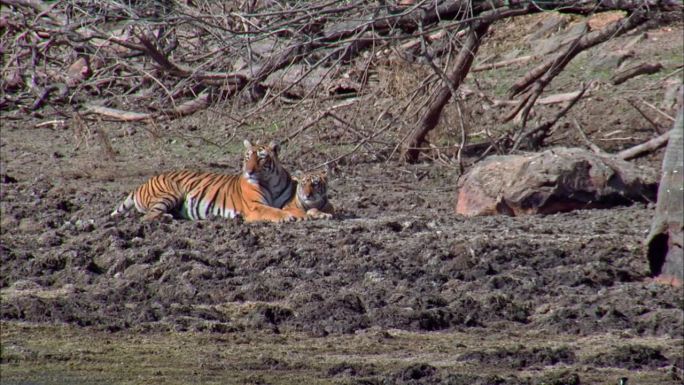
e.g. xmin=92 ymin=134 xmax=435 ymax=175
xmin=243 ymin=139 xmax=253 ymax=150
xmin=292 ymin=170 xmax=304 ymax=181
xmin=268 ymin=140 xmax=280 ymax=155
xmin=317 ymin=170 xmax=328 ymax=180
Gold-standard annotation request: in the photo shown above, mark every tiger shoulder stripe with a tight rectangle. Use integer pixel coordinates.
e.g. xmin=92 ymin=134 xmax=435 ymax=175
xmin=282 ymin=170 xmax=334 ymax=220
xmin=111 ymin=140 xmax=296 ymax=223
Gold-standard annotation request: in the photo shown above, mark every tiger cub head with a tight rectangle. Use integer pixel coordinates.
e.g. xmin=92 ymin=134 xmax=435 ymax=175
xmin=242 ymin=139 xmax=282 ymax=182
xmin=292 ymin=170 xmax=329 ymax=210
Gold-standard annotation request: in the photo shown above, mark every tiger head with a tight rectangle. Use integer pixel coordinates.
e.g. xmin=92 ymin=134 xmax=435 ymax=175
xmin=292 ymin=170 xmax=329 ymax=209
xmin=242 ymin=139 xmax=282 ymax=183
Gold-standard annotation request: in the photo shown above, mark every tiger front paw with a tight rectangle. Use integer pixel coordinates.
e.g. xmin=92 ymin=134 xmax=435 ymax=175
xmin=306 ymin=209 xmax=333 ymax=220
xmin=277 ymin=213 xmax=297 ymax=223
xmin=143 ymin=212 xmax=174 ymax=222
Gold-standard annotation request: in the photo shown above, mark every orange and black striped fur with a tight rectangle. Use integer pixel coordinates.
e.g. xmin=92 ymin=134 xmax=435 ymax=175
xmin=282 ymin=171 xmax=334 ymax=220
xmin=111 ymin=140 xmax=296 ymax=222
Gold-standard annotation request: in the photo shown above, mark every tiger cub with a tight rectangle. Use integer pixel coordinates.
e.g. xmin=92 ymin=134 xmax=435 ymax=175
xmin=111 ymin=140 xmax=296 ymax=223
xmin=282 ymin=170 xmax=334 ymax=220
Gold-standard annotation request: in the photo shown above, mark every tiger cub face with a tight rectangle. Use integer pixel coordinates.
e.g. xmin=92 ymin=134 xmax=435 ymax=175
xmin=292 ymin=170 xmax=328 ymax=209
xmin=242 ymin=140 xmax=281 ymax=182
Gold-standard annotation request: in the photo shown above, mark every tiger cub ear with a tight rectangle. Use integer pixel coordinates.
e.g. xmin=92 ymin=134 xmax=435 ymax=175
xmin=292 ymin=170 xmax=304 ymax=182
xmin=317 ymin=170 xmax=328 ymax=180
xmin=243 ymin=139 xmax=253 ymax=150
xmin=268 ymin=140 xmax=280 ymax=155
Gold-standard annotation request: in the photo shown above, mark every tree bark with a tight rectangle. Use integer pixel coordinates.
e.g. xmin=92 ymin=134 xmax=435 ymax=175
xmin=646 ymin=106 xmax=684 ymax=286
xmin=403 ymin=21 xmax=490 ymax=163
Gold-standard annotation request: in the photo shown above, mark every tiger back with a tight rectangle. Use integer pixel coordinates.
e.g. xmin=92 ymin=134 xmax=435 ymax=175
xmin=111 ymin=140 xmax=296 ymax=222
xmin=282 ymin=170 xmax=334 ymax=220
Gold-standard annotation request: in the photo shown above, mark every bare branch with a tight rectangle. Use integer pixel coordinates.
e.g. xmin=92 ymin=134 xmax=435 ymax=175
xmin=403 ymin=20 xmax=491 ymax=163
xmin=616 ymin=130 xmax=671 ymax=160
xmin=611 ymin=62 xmax=663 ymax=85
xmin=511 ymin=81 xmax=590 ymax=151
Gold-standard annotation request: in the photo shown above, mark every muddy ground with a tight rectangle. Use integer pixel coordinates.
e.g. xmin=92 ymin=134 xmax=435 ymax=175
xmin=1 ymin=13 xmax=683 ymax=385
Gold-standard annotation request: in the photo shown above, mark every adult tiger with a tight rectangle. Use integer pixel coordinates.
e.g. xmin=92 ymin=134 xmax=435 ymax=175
xmin=282 ymin=170 xmax=335 ymax=220
xmin=111 ymin=140 xmax=296 ymax=222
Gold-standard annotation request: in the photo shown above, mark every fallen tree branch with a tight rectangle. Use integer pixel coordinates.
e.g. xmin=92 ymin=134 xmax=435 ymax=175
xmin=504 ymin=10 xmax=650 ymax=130
xmin=159 ymin=92 xmax=210 ymax=118
xmin=472 ymin=55 xmax=534 ymax=72
xmin=573 ymin=118 xmax=607 ymax=155
xmin=509 ymin=11 xmax=649 ymax=98
xmin=0 ymin=0 xmax=64 ymax=25
xmin=511 ymin=81 xmax=590 ymax=151
xmin=625 ymin=97 xmax=664 ymax=133
xmin=611 ymin=62 xmax=663 ymax=85
xmin=537 ymin=90 xmax=590 ymax=105
xmin=284 ymin=98 xmax=359 ymax=143
xmin=640 ymin=98 xmax=676 ymax=122
xmin=85 ymin=105 xmax=152 ymax=122
xmin=85 ymin=92 xmax=210 ymax=121
xmin=616 ymin=130 xmax=670 ymax=160
xmin=3 ymin=0 xmax=682 ymax=132
xmin=504 ymin=23 xmax=589 ymax=124
xmin=136 ymin=33 xmax=248 ymax=85
xmin=489 ymin=89 xmax=592 ymax=107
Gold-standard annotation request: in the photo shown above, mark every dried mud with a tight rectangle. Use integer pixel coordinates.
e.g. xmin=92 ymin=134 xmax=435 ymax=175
xmin=1 ymin=121 xmax=682 ymax=383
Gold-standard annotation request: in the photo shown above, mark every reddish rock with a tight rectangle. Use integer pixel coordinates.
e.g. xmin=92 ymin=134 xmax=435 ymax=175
xmin=455 ymin=147 xmax=657 ymax=217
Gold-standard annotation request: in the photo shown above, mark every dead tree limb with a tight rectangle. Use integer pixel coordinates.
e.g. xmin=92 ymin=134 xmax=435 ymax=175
xmin=616 ymin=130 xmax=671 ymax=160
xmin=3 ymin=0 xmax=682 ymax=127
xmin=611 ymin=62 xmax=663 ymax=85
xmin=472 ymin=55 xmax=534 ymax=72
xmin=508 ymin=11 xmax=649 ymax=98
xmin=160 ymin=92 xmax=210 ymax=119
xmin=625 ymin=97 xmax=664 ymax=133
xmin=402 ymin=21 xmax=491 ymax=163
xmin=511 ymin=81 xmax=589 ymax=151
xmin=640 ymin=98 xmax=676 ymax=122
xmin=503 ymin=10 xmax=649 ymax=134
xmin=504 ymin=24 xmax=589 ymax=125
xmin=0 ymin=0 xmax=64 ymax=24
xmin=573 ymin=119 xmax=607 ymax=155
xmin=85 ymin=92 xmax=210 ymax=122
xmin=85 ymin=105 xmax=152 ymax=122
xmin=136 ymin=34 xmax=248 ymax=85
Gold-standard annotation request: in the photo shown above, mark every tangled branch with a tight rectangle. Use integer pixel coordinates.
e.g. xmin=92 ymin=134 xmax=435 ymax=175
xmin=1 ymin=0 xmax=681 ymax=163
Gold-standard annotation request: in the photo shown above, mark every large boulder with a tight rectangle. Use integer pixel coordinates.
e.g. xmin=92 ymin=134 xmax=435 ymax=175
xmin=455 ymin=147 xmax=657 ymax=217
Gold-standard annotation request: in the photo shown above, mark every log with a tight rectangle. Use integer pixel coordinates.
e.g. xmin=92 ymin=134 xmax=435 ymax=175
xmin=611 ymin=62 xmax=663 ymax=85
xmin=85 ymin=105 xmax=152 ymax=121
xmin=472 ymin=55 xmax=534 ymax=72
xmin=616 ymin=131 xmax=670 ymax=160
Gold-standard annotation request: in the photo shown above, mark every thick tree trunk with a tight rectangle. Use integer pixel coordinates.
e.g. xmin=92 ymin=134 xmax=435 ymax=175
xmin=646 ymin=106 xmax=684 ymax=286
